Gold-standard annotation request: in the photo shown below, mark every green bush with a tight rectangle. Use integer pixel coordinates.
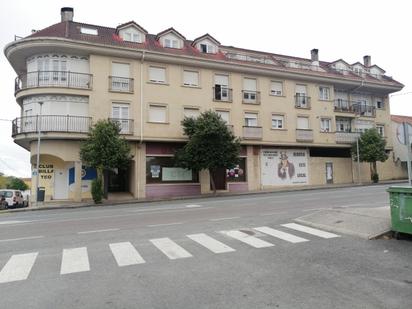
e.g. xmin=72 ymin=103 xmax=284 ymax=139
xmin=371 ymin=172 xmax=379 ymax=183
xmin=91 ymin=178 xmax=103 ymax=204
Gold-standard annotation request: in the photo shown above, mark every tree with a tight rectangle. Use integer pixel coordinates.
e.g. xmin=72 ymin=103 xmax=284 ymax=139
xmin=6 ymin=177 xmax=29 ymax=191
xmin=174 ymin=110 xmax=241 ymax=194
xmin=80 ymin=120 xmax=132 ymax=202
xmin=352 ymin=128 xmax=388 ymax=183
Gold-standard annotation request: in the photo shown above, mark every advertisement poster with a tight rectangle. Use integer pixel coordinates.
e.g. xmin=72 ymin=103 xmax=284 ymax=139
xmin=162 ymin=167 xmax=192 ymax=181
xmin=261 ymin=149 xmax=308 ymax=186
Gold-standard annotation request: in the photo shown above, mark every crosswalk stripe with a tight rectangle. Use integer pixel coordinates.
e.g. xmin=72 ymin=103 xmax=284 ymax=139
xmin=220 ymin=230 xmax=274 ymax=248
xmin=281 ymin=223 xmax=340 ymax=239
xmin=60 ymin=247 xmax=90 ymax=275
xmin=109 ymin=242 xmax=145 ymax=266
xmin=187 ymin=233 xmax=236 ymax=254
xmin=254 ymin=226 xmax=309 ymax=243
xmin=150 ymin=238 xmax=193 ymax=260
xmin=0 ymin=252 xmax=38 ymax=283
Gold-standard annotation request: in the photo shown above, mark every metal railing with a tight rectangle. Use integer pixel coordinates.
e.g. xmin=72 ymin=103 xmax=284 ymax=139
xmin=294 ymin=95 xmax=311 ymax=109
xmin=296 ymin=129 xmax=314 ymax=142
xmin=15 ymin=71 xmax=93 ymax=93
xmin=334 ymin=99 xmax=354 ymax=112
xmin=109 ymin=76 xmax=134 ymax=93
xmin=109 ymin=118 xmax=134 ymax=134
xmin=335 ymin=132 xmax=361 ymax=144
xmin=352 ymin=103 xmax=376 ymax=117
xmin=242 ymin=90 xmax=261 ymax=104
xmin=12 ymin=115 xmax=92 ymax=136
xmin=242 ymin=126 xmax=262 ymax=139
xmin=213 ymin=86 xmax=232 ymax=102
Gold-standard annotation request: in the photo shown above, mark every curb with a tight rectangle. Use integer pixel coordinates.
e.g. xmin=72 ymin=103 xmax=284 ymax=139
xmin=1 ymin=180 xmax=406 ymax=215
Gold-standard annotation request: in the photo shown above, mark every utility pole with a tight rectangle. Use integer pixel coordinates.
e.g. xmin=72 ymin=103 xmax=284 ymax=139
xmin=356 ymin=137 xmax=361 ymax=184
xmin=35 ymin=102 xmax=43 ymax=205
xmin=403 ymin=122 xmax=412 ymax=186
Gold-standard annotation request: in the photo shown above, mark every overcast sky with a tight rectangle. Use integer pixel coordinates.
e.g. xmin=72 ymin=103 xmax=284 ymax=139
xmin=0 ymin=0 xmax=411 ymax=178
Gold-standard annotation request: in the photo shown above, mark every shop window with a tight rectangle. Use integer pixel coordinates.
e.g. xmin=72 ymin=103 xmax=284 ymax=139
xmin=146 ymin=156 xmax=198 ymax=184
xmin=226 ymin=158 xmax=247 ymax=182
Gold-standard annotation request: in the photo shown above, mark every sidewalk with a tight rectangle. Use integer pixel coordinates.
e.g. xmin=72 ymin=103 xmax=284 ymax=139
xmin=0 ymin=180 xmax=405 ymax=215
xmin=295 ymin=206 xmax=391 ymax=239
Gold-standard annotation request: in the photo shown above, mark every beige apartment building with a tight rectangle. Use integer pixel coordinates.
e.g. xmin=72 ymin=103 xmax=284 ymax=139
xmin=5 ymin=7 xmax=405 ymax=203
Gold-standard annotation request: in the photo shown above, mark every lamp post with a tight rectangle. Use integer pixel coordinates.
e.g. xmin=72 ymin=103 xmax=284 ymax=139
xmin=356 ymin=136 xmax=361 ymax=184
xmin=35 ymin=101 xmax=43 ymax=205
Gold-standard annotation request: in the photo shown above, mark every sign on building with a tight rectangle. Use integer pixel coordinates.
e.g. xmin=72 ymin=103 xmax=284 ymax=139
xmin=261 ymin=149 xmax=308 ymax=186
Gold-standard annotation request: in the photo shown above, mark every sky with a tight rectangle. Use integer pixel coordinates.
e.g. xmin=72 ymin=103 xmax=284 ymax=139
xmin=0 ymin=0 xmax=411 ymax=178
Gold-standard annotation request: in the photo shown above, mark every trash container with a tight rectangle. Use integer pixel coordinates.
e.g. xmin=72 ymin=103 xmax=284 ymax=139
xmin=37 ymin=187 xmax=45 ymax=202
xmin=387 ymin=186 xmax=412 ymax=236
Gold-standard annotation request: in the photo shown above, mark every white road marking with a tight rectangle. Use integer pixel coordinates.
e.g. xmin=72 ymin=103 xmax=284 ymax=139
xmin=0 ymin=236 xmax=44 ymax=243
xmin=60 ymin=247 xmax=90 ymax=275
xmin=150 ymin=238 xmax=193 ymax=260
xmin=0 ymin=252 xmax=38 ymax=283
xmin=185 ymin=204 xmax=202 ymax=208
xmin=282 ymin=223 xmax=340 ymax=239
xmin=0 ymin=220 xmax=31 ymax=225
xmin=302 ymin=208 xmax=326 ymax=212
xmin=254 ymin=226 xmax=309 ymax=243
xmin=77 ymin=228 xmax=119 ymax=234
xmin=109 ymin=242 xmax=145 ymax=266
xmin=147 ymin=222 xmax=183 ymax=228
xmin=210 ymin=217 xmax=240 ymax=222
xmin=187 ymin=233 xmax=235 ymax=254
xmin=259 ymin=211 xmax=287 ymax=216
xmin=220 ymin=230 xmax=274 ymax=248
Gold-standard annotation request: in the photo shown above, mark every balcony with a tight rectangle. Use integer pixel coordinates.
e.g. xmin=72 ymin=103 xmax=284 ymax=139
xmin=296 ymin=129 xmax=314 ymax=142
xmin=213 ymin=86 xmax=232 ymax=102
xmin=109 ymin=118 xmax=134 ymax=135
xmin=109 ymin=76 xmax=134 ymax=93
xmin=295 ymin=95 xmax=311 ymax=109
xmin=242 ymin=90 xmax=261 ymax=104
xmin=12 ymin=115 xmax=91 ymax=136
xmin=335 ymin=132 xmax=360 ymax=144
xmin=15 ymin=71 xmax=93 ymax=94
xmin=334 ymin=99 xmax=354 ymax=113
xmin=352 ymin=103 xmax=376 ymax=117
xmin=242 ymin=126 xmax=262 ymax=140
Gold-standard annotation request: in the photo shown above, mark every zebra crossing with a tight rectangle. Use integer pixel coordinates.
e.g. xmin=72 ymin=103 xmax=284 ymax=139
xmin=0 ymin=223 xmax=340 ymax=284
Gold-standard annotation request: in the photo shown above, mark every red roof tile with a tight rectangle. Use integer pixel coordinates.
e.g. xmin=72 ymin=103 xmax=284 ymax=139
xmin=391 ymin=115 xmax=412 ymax=124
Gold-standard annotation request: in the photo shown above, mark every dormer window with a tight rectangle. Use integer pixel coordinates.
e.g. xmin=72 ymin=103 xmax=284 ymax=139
xmin=200 ymin=43 xmax=215 ymax=54
xmin=192 ymin=34 xmax=220 ymax=54
xmin=164 ymin=38 xmax=179 ymax=49
xmin=123 ymin=32 xmax=140 ymax=43
xmin=80 ymin=27 xmax=98 ymax=35
xmin=116 ymin=22 xmax=147 ymax=43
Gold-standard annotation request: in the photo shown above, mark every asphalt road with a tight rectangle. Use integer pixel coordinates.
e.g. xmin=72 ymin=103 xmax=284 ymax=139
xmin=0 ymin=184 xmax=411 ymax=309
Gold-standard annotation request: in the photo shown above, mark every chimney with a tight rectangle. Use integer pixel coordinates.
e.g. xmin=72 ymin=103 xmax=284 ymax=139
xmin=61 ymin=7 xmax=74 ymax=22
xmin=311 ymin=49 xmax=319 ymax=62
xmin=363 ymin=55 xmax=371 ymax=67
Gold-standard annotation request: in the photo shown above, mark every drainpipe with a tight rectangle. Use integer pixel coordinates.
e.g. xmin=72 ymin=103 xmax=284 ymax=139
xmin=137 ymin=51 xmax=145 ymax=198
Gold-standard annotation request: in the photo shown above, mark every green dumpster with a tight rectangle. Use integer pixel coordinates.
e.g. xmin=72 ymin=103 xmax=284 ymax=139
xmin=387 ymin=186 xmax=412 ymax=236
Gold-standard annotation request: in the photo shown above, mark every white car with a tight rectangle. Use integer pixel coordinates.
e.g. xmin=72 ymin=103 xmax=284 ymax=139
xmin=0 ymin=189 xmax=27 ymax=209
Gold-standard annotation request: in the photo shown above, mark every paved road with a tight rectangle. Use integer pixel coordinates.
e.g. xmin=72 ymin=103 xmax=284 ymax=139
xmin=0 ymin=184 xmax=411 ymax=308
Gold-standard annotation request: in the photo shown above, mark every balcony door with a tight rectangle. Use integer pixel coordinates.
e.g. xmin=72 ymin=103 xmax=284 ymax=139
xmin=112 ymin=104 xmax=130 ymax=133
xmin=111 ymin=62 xmax=130 ymax=92
xmin=295 ymin=84 xmax=308 ymax=107
xmin=214 ymin=74 xmax=229 ymax=101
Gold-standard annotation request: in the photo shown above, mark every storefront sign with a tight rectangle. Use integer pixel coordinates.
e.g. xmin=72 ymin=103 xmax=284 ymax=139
xmin=39 ymin=164 xmax=54 ymax=180
xmin=261 ymin=149 xmax=308 ymax=186
xmin=162 ymin=167 xmax=192 ymax=181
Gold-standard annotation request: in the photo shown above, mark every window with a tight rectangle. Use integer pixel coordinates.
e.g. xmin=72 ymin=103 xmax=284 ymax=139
xmin=200 ymin=43 xmax=215 ymax=53
xmin=376 ymin=125 xmax=385 ymax=137
xmin=319 ymin=86 xmax=330 ymax=100
xmin=270 ymin=81 xmax=283 ymax=96
xmin=243 ymin=78 xmax=258 ymax=102
xmin=226 ymin=158 xmax=246 ymax=182
xmin=112 ymin=104 xmax=130 ymax=133
xmin=375 ymin=99 xmax=384 ymax=109
xmin=297 ymin=116 xmax=309 ymax=129
xmin=336 ymin=118 xmax=352 ymax=132
xmin=271 ymin=115 xmax=284 ymax=129
xmin=320 ymin=118 xmax=331 ymax=132
xmin=183 ymin=107 xmax=200 ymax=119
xmin=111 ymin=63 xmax=131 ymax=92
xmin=216 ymin=110 xmax=230 ymax=123
xmin=146 ymin=156 xmax=198 ymax=184
xmin=164 ymin=38 xmax=179 ymax=48
xmin=148 ymin=105 xmax=167 ymax=123
xmin=244 ymin=113 xmax=258 ymax=127
xmin=123 ymin=32 xmax=141 ymax=43
xmin=80 ymin=27 xmax=98 ymax=35
xmin=214 ymin=74 xmax=230 ymax=101
xmin=295 ymin=84 xmax=309 ymax=108
xmin=149 ymin=67 xmax=166 ymax=83
xmin=183 ymin=70 xmax=199 ymax=87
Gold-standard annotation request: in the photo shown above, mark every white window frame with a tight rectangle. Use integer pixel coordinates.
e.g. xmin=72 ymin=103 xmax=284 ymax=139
xmin=112 ymin=103 xmax=130 ymax=133
xmin=183 ymin=107 xmax=200 ymax=119
xmin=319 ymin=86 xmax=330 ymax=101
xmin=148 ymin=104 xmax=168 ymax=123
xmin=270 ymin=81 xmax=283 ymax=96
xmin=271 ymin=114 xmax=284 ymax=129
xmin=320 ymin=118 xmax=331 ymax=133
xmin=297 ymin=116 xmax=310 ymax=130
xmin=164 ymin=38 xmax=179 ymax=48
xmin=375 ymin=98 xmax=384 ymax=109
xmin=376 ymin=124 xmax=385 ymax=137
xmin=149 ymin=66 xmax=166 ymax=84
xmin=80 ymin=27 xmax=98 ymax=35
xmin=244 ymin=112 xmax=258 ymax=127
xmin=183 ymin=70 xmax=199 ymax=87
xmin=216 ymin=110 xmax=230 ymax=124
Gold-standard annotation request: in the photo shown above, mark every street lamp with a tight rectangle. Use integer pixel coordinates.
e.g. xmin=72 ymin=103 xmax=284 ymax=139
xmin=35 ymin=101 xmax=43 ymax=205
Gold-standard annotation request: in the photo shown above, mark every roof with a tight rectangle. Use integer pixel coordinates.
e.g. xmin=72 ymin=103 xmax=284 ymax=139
xmin=391 ymin=115 xmax=412 ymax=124
xmin=116 ymin=21 xmax=148 ymax=34
xmin=191 ymin=33 xmax=220 ymax=46
xmin=155 ymin=27 xmax=186 ymax=40
xmin=26 ymin=21 xmax=403 ymax=88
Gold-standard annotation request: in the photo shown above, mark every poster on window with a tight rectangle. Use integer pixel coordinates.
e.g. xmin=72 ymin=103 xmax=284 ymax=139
xmin=261 ymin=149 xmax=308 ymax=186
xmin=162 ymin=167 xmax=193 ymax=181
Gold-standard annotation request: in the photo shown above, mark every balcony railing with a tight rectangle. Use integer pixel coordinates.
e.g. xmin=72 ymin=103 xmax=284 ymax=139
xmin=334 ymin=99 xmax=354 ymax=113
xmin=295 ymin=95 xmax=311 ymax=109
xmin=213 ymin=86 xmax=232 ymax=102
xmin=12 ymin=115 xmax=92 ymax=136
xmin=352 ymin=103 xmax=376 ymax=117
xmin=109 ymin=118 xmax=134 ymax=135
xmin=296 ymin=129 xmax=314 ymax=142
xmin=335 ymin=132 xmax=360 ymax=144
xmin=242 ymin=90 xmax=261 ymax=104
xmin=15 ymin=71 xmax=93 ymax=93
xmin=242 ymin=126 xmax=262 ymax=139
xmin=109 ymin=76 xmax=134 ymax=93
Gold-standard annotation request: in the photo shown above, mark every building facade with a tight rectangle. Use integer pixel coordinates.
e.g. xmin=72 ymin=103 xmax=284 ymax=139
xmin=5 ymin=7 xmax=405 ymax=202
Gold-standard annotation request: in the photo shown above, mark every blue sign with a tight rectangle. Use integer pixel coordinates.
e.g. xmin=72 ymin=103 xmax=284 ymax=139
xmin=68 ymin=167 xmax=97 ymax=185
